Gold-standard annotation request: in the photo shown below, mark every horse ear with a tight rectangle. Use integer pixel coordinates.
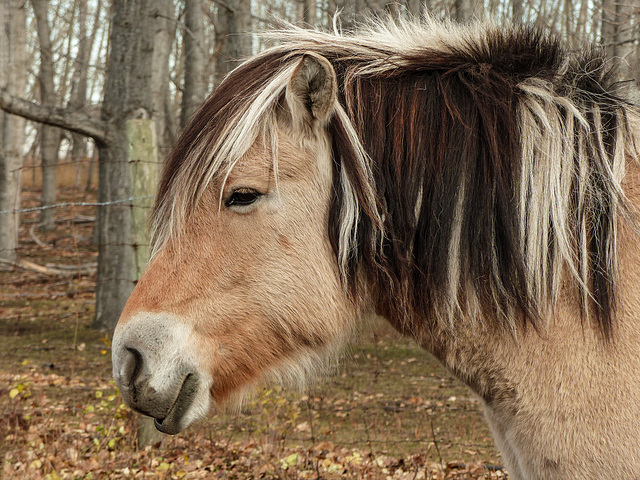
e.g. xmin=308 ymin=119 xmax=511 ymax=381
xmin=285 ymin=53 xmax=337 ymax=130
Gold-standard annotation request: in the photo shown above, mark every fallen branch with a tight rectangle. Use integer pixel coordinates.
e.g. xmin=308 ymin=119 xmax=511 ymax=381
xmin=57 ymin=215 xmax=95 ymax=224
xmin=45 ymin=262 xmax=96 ymax=273
xmin=0 ymin=289 xmax=95 ymax=299
xmin=0 ymin=258 xmax=96 ymax=276
xmin=29 ymin=224 xmax=50 ymax=249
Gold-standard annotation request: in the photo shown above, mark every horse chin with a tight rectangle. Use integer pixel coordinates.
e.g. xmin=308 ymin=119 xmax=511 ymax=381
xmin=119 ymin=370 xmax=213 ymax=435
xmin=151 ymin=373 xmax=201 ymax=435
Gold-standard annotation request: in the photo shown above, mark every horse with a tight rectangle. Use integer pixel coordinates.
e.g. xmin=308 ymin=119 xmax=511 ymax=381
xmin=111 ymin=17 xmax=640 ymax=479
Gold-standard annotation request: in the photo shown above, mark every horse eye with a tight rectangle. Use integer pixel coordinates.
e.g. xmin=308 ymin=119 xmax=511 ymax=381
xmin=225 ymin=188 xmax=262 ymax=208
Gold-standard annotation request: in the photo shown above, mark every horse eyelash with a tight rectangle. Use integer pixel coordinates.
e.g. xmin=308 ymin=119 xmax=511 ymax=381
xmin=224 ymin=188 xmax=263 ymax=208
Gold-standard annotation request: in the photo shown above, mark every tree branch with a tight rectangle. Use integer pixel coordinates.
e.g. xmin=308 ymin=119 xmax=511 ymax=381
xmin=0 ymin=89 xmax=112 ymax=145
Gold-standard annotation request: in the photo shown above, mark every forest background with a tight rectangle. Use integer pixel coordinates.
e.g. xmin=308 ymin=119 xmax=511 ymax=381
xmin=0 ymin=0 xmax=638 ymax=478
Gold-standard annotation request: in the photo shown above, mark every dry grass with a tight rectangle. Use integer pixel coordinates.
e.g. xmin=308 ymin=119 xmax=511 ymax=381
xmin=21 ymin=155 xmax=98 ymax=191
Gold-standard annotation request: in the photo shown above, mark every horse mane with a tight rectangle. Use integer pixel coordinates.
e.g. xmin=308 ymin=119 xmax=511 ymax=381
xmin=152 ymin=17 xmax=640 ymax=338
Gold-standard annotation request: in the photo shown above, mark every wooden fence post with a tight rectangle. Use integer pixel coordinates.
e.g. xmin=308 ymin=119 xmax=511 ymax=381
xmin=126 ymin=116 xmax=164 ymax=449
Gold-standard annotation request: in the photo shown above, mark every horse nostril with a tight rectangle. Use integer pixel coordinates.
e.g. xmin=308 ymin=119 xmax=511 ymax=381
xmin=123 ymin=346 xmax=144 ymax=388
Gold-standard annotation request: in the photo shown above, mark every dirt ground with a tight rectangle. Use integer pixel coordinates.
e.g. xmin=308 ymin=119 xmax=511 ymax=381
xmin=1 ymin=186 xmax=508 ymax=479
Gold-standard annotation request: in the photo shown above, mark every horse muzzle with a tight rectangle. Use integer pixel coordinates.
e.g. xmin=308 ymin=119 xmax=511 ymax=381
xmin=111 ymin=313 xmax=213 ymax=434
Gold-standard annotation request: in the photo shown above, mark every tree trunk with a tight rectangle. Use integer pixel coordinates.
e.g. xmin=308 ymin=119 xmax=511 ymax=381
xmin=612 ymin=1 xmax=634 ymax=88
xmin=215 ymin=0 xmax=252 ymax=84
xmin=69 ymin=0 xmax=102 ymax=180
xmin=601 ymin=0 xmax=635 ymax=90
xmin=601 ymin=0 xmax=617 ymax=49
xmin=0 ymin=0 xmax=26 ymax=263
xmin=405 ymin=0 xmax=422 ymax=17
xmin=577 ymin=0 xmax=589 ymax=45
xmin=164 ymin=85 xmax=178 ymax=148
xmin=93 ymin=0 xmax=156 ymax=331
xmin=353 ymin=0 xmax=365 ymax=25
xmin=454 ymin=0 xmax=483 ymax=21
xmin=86 ymin=145 xmax=97 ymax=193
xmin=304 ymin=0 xmax=317 ymax=26
xmin=298 ymin=0 xmax=317 ymax=26
xmin=512 ymin=0 xmax=523 ymax=23
xmin=151 ymin=0 xmax=175 ymax=154
xmin=32 ymin=0 xmax=62 ymax=232
xmin=473 ymin=0 xmax=484 ymax=20
xmin=181 ymin=0 xmax=206 ymax=129
xmin=69 ymin=0 xmax=89 ymax=180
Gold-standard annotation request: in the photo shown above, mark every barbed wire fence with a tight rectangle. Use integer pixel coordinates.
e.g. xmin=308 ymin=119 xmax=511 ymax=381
xmin=0 ymin=195 xmax=154 ymax=215
xmin=0 ymin=195 xmax=154 ymax=278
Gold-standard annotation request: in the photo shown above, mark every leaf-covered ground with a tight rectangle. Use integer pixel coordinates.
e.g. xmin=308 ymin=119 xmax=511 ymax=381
xmin=1 ymin=187 xmax=508 ymax=479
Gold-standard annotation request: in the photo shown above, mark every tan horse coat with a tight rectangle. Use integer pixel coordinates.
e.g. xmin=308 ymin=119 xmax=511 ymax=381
xmin=113 ymin=20 xmax=640 ymax=479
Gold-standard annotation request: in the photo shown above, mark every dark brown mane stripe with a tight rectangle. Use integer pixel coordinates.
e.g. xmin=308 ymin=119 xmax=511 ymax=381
xmin=333 ymin=27 xmax=632 ymax=337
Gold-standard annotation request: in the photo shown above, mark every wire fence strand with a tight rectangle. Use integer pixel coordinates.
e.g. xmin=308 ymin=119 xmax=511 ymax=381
xmin=0 ymin=196 xmax=154 ymax=215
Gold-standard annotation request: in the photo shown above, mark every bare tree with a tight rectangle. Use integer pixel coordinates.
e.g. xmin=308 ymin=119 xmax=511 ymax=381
xmin=93 ymin=0 xmax=156 ymax=330
xmin=32 ymin=0 xmax=62 ymax=232
xmin=216 ymin=0 xmax=252 ymax=84
xmin=601 ymin=0 xmax=636 ymax=89
xmin=405 ymin=0 xmax=423 ymax=17
xmin=512 ymin=0 xmax=524 ymax=23
xmin=151 ymin=0 xmax=176 ymax=153
xmin=454 ymin=0 xmax=484 ymax=21
xmin=297 ymin=0 xmax=317 ymax=25
xmin=181 ymin=0 xmax=206 ymax=128
xmin=0 ymin=0 xmax=158 ymax=331
xmin=68 ymin=0 xmax=101 ymax=180
xmin=0 ymin=0 xmax=26 ymax=263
